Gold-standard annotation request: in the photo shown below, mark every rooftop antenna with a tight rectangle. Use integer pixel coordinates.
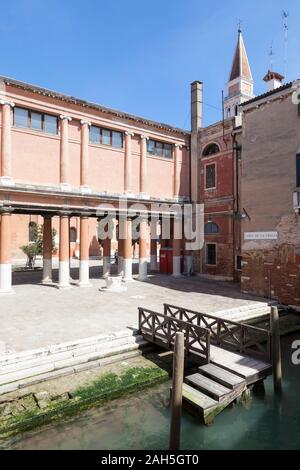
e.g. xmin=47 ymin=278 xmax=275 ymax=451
xmin=269 ymin=41 xmax=274 ymax=70
xmin=282 ymin=10 xmax=289 ymax=79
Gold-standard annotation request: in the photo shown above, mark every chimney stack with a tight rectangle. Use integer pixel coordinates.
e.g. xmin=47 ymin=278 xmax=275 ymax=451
xmin=263 ymin=70 xmax=285 ymax=92
xmin=190 ymin=81 xmax=203 ymax=203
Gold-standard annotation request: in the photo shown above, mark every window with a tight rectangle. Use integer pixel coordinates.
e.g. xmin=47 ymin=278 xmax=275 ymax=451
xmin=203 ymin=143 xmax=220 ymax=157
xmin=89 ymin=126 xmax=123 ymax=148
xmin=297 ymin=154 xmax=300 ymax=187
xmin=147 ymin=139 xmax=173 ymax=159
xmin=14 ymin=107 xmax=58 ymax=135
xmin=236 ymin=255 xmax=242 ymax=271
xmin=70 ymin=227 xmax=77 ymax=243
xmin=205 ymin=163 xmax=216 ymax=189
xmin=206 ymin=243 xmax=216 ymax=265
xmin=28 ymin=222 xmax=37 ymax=243
xmin=204 ymin=222 xmax=220 ymax=234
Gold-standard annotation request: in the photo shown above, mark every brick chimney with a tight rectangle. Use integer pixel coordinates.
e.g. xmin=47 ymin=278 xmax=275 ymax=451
xmin=190 ymin=81 xmax=203 ymax=203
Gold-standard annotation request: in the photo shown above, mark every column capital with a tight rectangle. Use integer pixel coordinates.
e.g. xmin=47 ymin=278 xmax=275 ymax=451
xmin=0 ymin=99 xmax=15 ymax=108
xmin=0 ymin=205 xmax=13 ymax=215
xmin=80 ymin=119 xmax=92 ymax=126
xmin=41 ymin=213 xmax=53 ymax=219
xmin=140 ymin=135 xmax=149 ymax=141
xmin=125 ymin=131 xmax=134 ymax=137
xmin=175 ymin=143 xmax=183 ymax=149
xmin=59 ymin=210 xmax=72 ymax=217
xmin=60 ymin=115 xmax=72 ymax=122
xmin=79 ymin=212 xmax=92 ymax=218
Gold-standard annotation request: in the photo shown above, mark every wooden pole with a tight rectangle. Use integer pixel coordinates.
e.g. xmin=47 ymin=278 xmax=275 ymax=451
xmin=270 ymin=306 xmax=282 ymax=394
xmin=169 ymin=331 xmax=184 ymax=450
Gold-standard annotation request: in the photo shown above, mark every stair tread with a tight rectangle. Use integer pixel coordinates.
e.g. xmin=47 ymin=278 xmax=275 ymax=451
xmin=185 ymin=373 xmax=231 ymax=400
xmin=182 ymin=383 xmax=218 ymax=410
xmin=198 ymin=363 xmax=246 ymax=389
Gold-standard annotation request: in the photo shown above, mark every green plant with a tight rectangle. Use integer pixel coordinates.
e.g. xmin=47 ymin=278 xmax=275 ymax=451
xmin=20 ymin=224 xmax=57 ymax=269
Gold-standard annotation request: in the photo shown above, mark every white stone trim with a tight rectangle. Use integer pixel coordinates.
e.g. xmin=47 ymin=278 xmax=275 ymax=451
xmin=79 ymin=260 xmax=91 ymax=287
xmin=58 ymin=260 xmax=71 ymax=288
xmin=172 ymin=256 xmax=181 ymax=278
xmin=42 ymin=258 xmax=52 ymax=284
xmin=102 ymin=256 xmax=111 ymax=279
xmin=117 ymin=256 xmax=124 ymax=276
xmin=0 ymin=264 xmax=12 ymax=294
xmin=150 ymin=254 xmax=158 ymax=272
xmin=138 ymin=257 xmax=148 ymax=281
xmin=184 ymin=255 xmax=192 ymax=274
xmin=0 ymin=176 xmax=15 ymax=187
xmin=59 ymin=115 xmax=72 ymax=122
xmin=123 ymin=258 xmax=133 ymax=282
xmin=0 ymin=100 xmax=15 ymax=107
xmin=80 ymin=120 xmax=92 ymax=126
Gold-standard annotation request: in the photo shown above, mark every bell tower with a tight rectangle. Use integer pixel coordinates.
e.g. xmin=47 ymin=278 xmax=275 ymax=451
xmin=224 ymin=29 xmax=254 ymax=117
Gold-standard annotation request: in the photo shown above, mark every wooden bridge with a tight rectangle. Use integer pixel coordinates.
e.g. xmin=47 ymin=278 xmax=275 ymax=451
xmin=138 ymin=304 xmax=273 ymax=424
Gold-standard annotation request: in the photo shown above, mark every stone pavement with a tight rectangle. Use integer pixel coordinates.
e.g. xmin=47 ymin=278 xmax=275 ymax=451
xmin=0 ymin=259 xmax=272 ymax=354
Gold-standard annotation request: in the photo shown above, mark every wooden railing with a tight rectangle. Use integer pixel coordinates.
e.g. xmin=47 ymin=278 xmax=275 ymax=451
xmin=138 ymin=307 xmax=210 ymax=365
xmin=163 ymin=304 xmax=272 ymax=362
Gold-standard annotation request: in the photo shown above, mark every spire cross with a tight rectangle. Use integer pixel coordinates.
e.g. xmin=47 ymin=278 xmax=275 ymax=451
xmin=237 ymin=19 xmax=242 ymax=33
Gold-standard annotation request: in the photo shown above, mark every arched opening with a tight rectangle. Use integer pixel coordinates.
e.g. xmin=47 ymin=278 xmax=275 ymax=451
xmin=204 ymin=222 xmax=220 ymax=234
xmin=203 ymin=143 xmax=220 ymax=157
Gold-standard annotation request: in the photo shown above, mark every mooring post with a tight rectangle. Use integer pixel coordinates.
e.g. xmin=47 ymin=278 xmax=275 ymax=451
xmin=270 ymin=306 xmax=282 ymax=394
xmin=169 ymin=331 xmax=184 ymax=451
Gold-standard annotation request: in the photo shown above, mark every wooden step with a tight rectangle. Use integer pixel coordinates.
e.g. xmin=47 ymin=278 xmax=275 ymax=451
xmin=198 ymin=363 xmax=246 ymax=390
xmin=185 ymin=373 xmax=231 ymax=401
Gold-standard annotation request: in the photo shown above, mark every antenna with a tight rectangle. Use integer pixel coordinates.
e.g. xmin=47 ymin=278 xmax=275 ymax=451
xmin=237 ymin=18 xmax=243 ymax=33
xmin=282 ymin=10 xmax=289 ymax=79
xmin=269 ymin=41 xmax=274 ymax=70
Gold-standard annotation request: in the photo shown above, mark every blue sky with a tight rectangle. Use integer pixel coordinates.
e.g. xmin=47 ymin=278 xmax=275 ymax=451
xmin=1 ymin=0 xmax=299 ymax=128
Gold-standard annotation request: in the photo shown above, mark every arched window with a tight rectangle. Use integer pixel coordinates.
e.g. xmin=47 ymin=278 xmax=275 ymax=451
xmin=204 ymin=222 xmax=220 ymax=234
xmin=28 ymin=222 xmax=37 ymax=242
xmin=70 ymin=227 xmax=77 ymax=243
xmin=203 ymin=143 xmax=220 ymax=157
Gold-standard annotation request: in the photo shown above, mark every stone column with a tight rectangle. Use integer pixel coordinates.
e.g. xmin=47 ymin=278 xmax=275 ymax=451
xmin=80 ymin=120 xmax=91 ymax=193
xmin=173 ymin=144 xmax=182 ymax=199
xmin=42 ymin=216 xmax=52 ymax=284
xmin=0 ymin=208 xmax=13 ymax=294
xmin=102 ymin=224 xmax=111 ymax=279
xmin=79 ymin=215 xmax=90 ymax=287
xmin=58 ymin=212 xmax=71 ymax=288
xmin=0 ymin=100 xmax=15 ymax=186
xmin=124 ymin=131 xmax=134 ymax=194
xmin=140 ymin=135 xmax=149 ymax=197
xmin=150 ymin=219 xmax=159 ymax=272
xmin=123 ymin=218 xmax=133 ymax=281
xmin=172 ymin=217 xmax=182 ymax=278
xmin=59 ymin=115 xmax=72 ymax=191
xmin=138 ymin=216 xmax=148 ymax=281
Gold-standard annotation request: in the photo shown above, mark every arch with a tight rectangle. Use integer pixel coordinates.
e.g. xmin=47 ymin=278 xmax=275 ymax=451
xmin=70 ymin=226 xmax=77 ymax=243
xmin=203 ymin=143 xmax=220 ymax=157
xmin=28 ymin=221 xmax=37 ymax=242
xmin=204 ymin=222 xmax=220 ymax=234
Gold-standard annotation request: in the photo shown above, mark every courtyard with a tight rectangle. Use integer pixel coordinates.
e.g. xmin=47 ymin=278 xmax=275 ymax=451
xmin=0 ymin=259 xmax=272 ymax=354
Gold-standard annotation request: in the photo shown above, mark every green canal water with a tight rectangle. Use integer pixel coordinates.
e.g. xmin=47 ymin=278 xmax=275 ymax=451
xmin=4 ymin=333 xmax=300 ymax=450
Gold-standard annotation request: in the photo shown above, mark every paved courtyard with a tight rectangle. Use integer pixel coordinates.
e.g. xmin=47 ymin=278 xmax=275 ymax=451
xmin=0 ymin=259 xmax=272 ymax=354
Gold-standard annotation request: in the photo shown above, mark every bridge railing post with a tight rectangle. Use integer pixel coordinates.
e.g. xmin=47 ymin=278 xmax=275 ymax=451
xmin=270 ymin=306 xmax=282 ymax=395
xmin=169 ymin=331 xmax=184 ymax=451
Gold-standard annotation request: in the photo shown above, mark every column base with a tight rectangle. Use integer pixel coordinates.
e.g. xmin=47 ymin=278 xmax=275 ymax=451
xmin=172 ymin=256 xmax=182 ymax=278
xmin=117 ymin=256 xmax=124 ymax=276
xmin=60 ymin=183 xmax=72 ymax=192
xmin=42 ymin=258 xmax=52 ymax=284
xmin=138 ymin=258 xmax=148 ymax=281
xmin=184 ymin=255 xmax=193 ymax=275
xmin=150 ymin=254 xmax=158 ymax=272
xmin=78 ymin=260 xmax=91 ymax=287
xmin=80 ymin=185 xmax=92 ymax=195
xmin=102 ymin=256 xmax=111 ymax=279
xmin=58 ymin=261 xmax=71 ymax=288
xmin=0 ymin=264 xmax=13 ymax=294
xmin=123 ymin=258 xmax=133 ymax=282
xmin=0 ymin=176 xmax=15 ymax=187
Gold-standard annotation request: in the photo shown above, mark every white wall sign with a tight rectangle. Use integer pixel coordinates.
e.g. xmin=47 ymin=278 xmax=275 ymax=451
xmin=244 ymin=231 xmax=278 ymax=241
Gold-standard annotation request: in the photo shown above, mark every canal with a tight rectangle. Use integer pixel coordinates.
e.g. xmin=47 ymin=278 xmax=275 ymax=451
xmin=3 ymin=333 xmax=300 ymax=450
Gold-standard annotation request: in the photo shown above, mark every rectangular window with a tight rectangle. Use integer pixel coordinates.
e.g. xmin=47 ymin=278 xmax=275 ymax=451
xmin=147 ymin=139 xmax=173 ymax=159
xmin=112 ymin=131 xmax=123 ymax=148
xmin=205 ymin=163 xmax=216 ymax=189
xmin=90 ymin=126 xmax=100 ymax=144
xmin=236 ymin=255 xmax=242 ymax=271
xmin=89 ymin=126 xmax=123 ymax=148
xmin=31 ymin=112 xmax=42 ymax=131
xmin=14 ymin=107 xmax=58 ymax=135
xmin=297 ymin=154 xmax=300 ymax=187
xmin=206 ymin=243 xmax=216 ymax=265
xmin=102 ymin=128 xmax=111 ymax=146
xmin=44 ymin=114 xmax=57 ymax=134
xmin=14 ymin=107 xmax=29 ymax=128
